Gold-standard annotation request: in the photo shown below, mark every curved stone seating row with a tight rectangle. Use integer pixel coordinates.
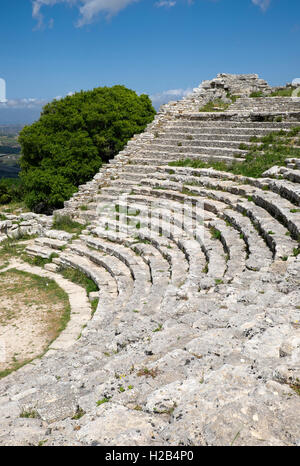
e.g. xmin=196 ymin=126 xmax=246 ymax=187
xmin=91 ymin=224 xmax=188 ymax=289
xmin=90 ymin=201 xmax=210 ymax=289
xmin=55 ymin=249 xmax=119 ymax=303
xmin=119 ymin=165 xmax=300 ymax=214
xmin=157 ymin=172 xmax=300 ymax=240
xmin=89 ymin=191 xmax=254 ymax=285
xmin=134 ymin=179 xmax=297 ymax=259
xmin=96 ymin=176 xmax=292 ymax=260
xmin=102 ymin=161 xmax=300 ymax=249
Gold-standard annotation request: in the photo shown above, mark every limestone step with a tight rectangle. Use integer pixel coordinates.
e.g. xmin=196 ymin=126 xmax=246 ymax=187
xmin=92 ymin=184 xmax=273 ymax=271
xmin=280 ymin=168 xmax=300 ymax=184
xmin=35 ymin=237 xmax=67 ymax=250
xmin=161 ymin=173 xmax=300 ymax=241
xmin=92 ymin=192 xmax=229 ymax=285
xmin=79 ymin=235 xmax=155 ymax=313
xmin=157 ymin=133 xmax=256 ymax=144
xmin=122 ymin=180 xmax=294 ymax=259
xmin=44 ymin=229 xmax=73 ymax=241
xmin=92 ymin=225 xmax=188 ymax=288
xmin=175 ymin=184 xmax=297 ymax=259
xmin=166 ymin=120 xmax=300 ymax=129
xmin=163 ymin=126 xmax=296 ymax=136
xmin=140 ymin=146 xmax=247 ymax=159
xmin=55 ymin=251 xmax=118 ymax=305
xmin=229 ymin=97 xmax=300 ymax=111
xmin=66 ymin=242 xmax=134 ymax=301
xmin=25 ymin=245 xmax=56 ymax=260
xmin=92 ymin=209 xmax=208 ymax=289
xmin=152 ymin=137 xmax=254 ymax=148
xmin=129 ymin=155 xmax=244 ymax=166
xmin=149 ymin=166 xmax=300 ymax=208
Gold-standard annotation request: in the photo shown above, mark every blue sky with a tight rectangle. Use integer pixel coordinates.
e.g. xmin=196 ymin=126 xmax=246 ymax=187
xmin=0 ymin=0 xmax=299 ymax=123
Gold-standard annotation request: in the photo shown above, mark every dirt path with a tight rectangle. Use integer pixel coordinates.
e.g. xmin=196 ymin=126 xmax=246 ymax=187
xmin=0 ymin=261 xmax=92 ymax=375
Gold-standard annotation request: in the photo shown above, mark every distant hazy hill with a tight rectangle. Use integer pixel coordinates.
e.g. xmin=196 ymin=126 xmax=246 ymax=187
xmin=0 ymin=125 xmax=22 ymax=179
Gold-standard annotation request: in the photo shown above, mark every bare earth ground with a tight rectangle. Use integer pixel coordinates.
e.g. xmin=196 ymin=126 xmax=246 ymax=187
xmin=0 ymin=269 xmax=69 ymax=373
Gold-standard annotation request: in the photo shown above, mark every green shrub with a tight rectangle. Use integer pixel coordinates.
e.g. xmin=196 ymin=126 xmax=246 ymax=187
xmin=0 ymin=178 xmax=24 ymax=205
xmin=199 ymin=99 xmax=230 ymax=112
xmin=270 ymin=88 xmax=293 ymax=97
xmin=52 ymin=215 xmax=86 ymax=235
xmin=60 ymin=266 xmax=98 ymax=295
xmin=249 ymin=91 xmax=264 ymax=98
xmin=19 ymin=86 xmax=155 ymax=213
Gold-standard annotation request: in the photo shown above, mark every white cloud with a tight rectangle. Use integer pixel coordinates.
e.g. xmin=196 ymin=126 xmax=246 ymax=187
xmin=251 ymin=0 xmax=271 ymax=12
xmin=32 ymin=0 xmax=140 ymax=27
xmin=150 ymin=87 xmax=193 ymax=108
xmin=0 ymin=78 xmax=6 ymax=103
xmin=31 ymin=0 xmax=272 ymax=28
xmin=155 ymin=1 xmax=176 ymax=7
xmin=0 ymin=98 xmax=49 ymax=109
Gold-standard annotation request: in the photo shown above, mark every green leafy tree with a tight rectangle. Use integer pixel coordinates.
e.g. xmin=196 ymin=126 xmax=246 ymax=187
xmin=19 ymin=85 xmax=155 ymax=213
xmin=0 ymin=178 xmax=24 ymax=205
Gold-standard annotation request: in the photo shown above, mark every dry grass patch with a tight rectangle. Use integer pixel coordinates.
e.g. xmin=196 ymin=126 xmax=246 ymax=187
xmin=0 ymin=269 xmax=70 ymax=378
xmin=0 ymin=239 xmax=26 ymax=270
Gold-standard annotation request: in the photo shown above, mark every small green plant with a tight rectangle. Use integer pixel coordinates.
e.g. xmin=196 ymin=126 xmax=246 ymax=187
xmin=199 ymin=99 xmax=230 ymax=112
xmin=153 ymin=323 xmax=163 ymax=332
xmin=60 ymin=266 xmax=98 ymax=295
xmin=72 ymin=407 xmax=86 ymax=420
xmin=96 ymin=397 xmax=111 ymax=406
xmin=52 ymin=215 xmax=85 ymax=235
xmin=202 ymin=263 xmax=208 ymax=274
xmin=210 ymin=227 xmax=221 ymax=240
xmin=20 ymin=409 xmax=39 ymax=419
xmin=290 ymin=384 xmax=300 ymax=396
xmin=91 ymin=298 xmax=99 ymax=316
xmin=250 ymin=91 xmax=264 ymax=98
xmin=270 ymin=88 xmax=293 ymax=97
xmin=137 ymin=367 xmax=159 ymax=378
xmin=226 ymin=93 xmax=240 ymax=104
xmin=37 ymin=440 xmax=48 ymax=447
xmin=215 ymin=279 xmax=224 ymax=285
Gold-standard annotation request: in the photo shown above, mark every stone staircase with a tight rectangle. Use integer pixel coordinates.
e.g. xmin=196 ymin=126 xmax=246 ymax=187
xmin=0 ymin=74 xmax=300 ymax=446
xmin=229 ymin=96 xmax=300 ymax=113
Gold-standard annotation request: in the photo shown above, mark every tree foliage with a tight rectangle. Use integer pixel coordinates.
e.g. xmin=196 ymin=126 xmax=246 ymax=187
xmin=0 ymin=178 xmax=24 ymax=205
xmin=19 ymin=85 xmax=155 ymax=213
